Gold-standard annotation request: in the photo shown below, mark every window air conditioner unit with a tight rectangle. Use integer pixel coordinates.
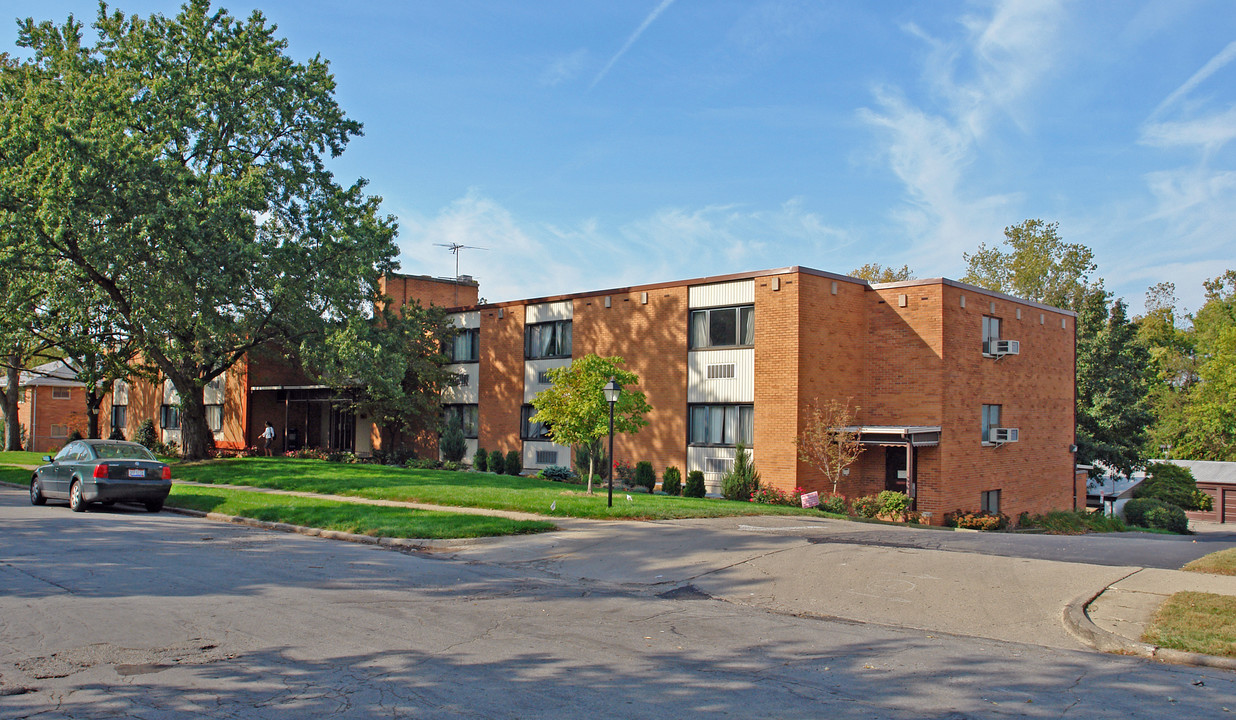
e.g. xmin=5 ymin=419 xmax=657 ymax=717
xmin=993 ymin=339 xmax=1020 ymax=356
xmin=989 ymin=427 xmax=1019 ymax=443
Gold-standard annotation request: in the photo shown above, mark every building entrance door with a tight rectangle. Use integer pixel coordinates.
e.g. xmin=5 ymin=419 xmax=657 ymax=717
xmin=885 ymin=448 xmax=907 ymax=493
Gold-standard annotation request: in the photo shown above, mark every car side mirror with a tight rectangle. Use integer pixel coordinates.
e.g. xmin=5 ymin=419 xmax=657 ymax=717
xmin=43 ymin=456 xmax=53 ymax=462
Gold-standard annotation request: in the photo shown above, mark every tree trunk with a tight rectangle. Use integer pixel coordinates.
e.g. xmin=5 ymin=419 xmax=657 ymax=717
xmin=178 ymin=385 xmax=213 ymax=461
xmin=86 ymin=387 xmax=103 ymax=439
xmin=587 ymin=454 xmax=594 ymax=494
xmin=2 ymin=360 xmax=21 ymax=451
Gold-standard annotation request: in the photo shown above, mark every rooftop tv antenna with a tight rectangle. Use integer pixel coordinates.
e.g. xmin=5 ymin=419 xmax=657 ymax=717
xmin=435 ymin=242 xmax=487 ymax=304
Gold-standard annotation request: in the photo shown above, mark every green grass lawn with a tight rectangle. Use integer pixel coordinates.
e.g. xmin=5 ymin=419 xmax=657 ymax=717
xmin=1142 ymin=591 xmax=1236 ymax=657
xmin=1183 ymin=548 xmax=1236 ymax=576
xmin=0 ymin=451 xmax=49 ymax=466
xmin=173 ymin=457 xmax=828 ymax=520
xmin=165 ymin=485 xmax=555 ymax=539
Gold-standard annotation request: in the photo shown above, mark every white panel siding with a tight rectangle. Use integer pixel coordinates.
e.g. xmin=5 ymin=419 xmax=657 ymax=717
xmin=524 ymin=358 xmax=572 ymax=402
xmin=525 ymin=300 xmax=573 ymax=323
xmin=449 ymin=310 xmax=481 ymax=329
xmin=523 ymin=441 xmax=571 ymax=472
xmin=355 ymin=418 xmax=374 ymax=457
xmin=689 ymin=280 xmax=755 ymax=309
xmin=442 ymin=364 xmax=479 ymax=403
xmin=687 ymin=348 xmax=754 ymax=402
xmin=687 ymin=446 xmax=754 ymax=496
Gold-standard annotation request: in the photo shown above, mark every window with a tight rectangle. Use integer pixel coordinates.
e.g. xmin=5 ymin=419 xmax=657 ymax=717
xmin=981 ymin=489 xmax=1001 ymax=515
xmin=981 ymin=404 xmax=1001 ymax=443
xmin=521 ymin=405 xmax=552 ymax=441
xmin=160 ymin=404 xmax=181 ymax=430
xmin=206 ymin=404 xmax=224 ymax=432
xmin=52 ymin=387 xmax=71 ymax=400
xmin=446 ymin=328 xmax=480 ymax=363
xmin=442 ymin=404 xmax=479 ymax=439
xmin=50 ymin=424 xmax=69 ymax=438
xmin=525 ymin=320 xmax=572 ymax=359
xmin=690 ymin=305 xmax=754 ymax=349
xmin=982 ymin=316 xmax=1001 ymax=354
xmin=689 ymin=404 xmax=754 ymax=446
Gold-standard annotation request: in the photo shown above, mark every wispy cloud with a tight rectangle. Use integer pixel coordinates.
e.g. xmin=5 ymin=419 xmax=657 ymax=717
xmin=858 ymin=0 xmax=1061 ymax=271
xmin=540 ymin=49 xmax=588 ymax=87
xmin=396 ymin=192 xmax=851 ymax=302
xmin=590 ymin=0 xmax=676 ymax=90
xmin=1151 ymin=39 xmax=1236 ymax=118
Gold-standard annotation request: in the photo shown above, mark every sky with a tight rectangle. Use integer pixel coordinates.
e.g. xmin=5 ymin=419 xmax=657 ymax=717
xmin=7 ymin=0 xmax=1235 ymax=315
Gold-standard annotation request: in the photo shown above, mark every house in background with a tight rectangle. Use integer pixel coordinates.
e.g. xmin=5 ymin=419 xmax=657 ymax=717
xmin=3 ymin=360 xmax=91 ymax=454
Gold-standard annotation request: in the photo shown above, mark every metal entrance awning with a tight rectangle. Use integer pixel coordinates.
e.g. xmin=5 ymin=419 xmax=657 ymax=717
xmin=841 ymin=426 xmax=941 ymax=447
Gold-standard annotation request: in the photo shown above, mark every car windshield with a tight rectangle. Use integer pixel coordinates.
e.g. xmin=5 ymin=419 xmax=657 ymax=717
xmin=92 ymin=444 xmax=157 ymax=461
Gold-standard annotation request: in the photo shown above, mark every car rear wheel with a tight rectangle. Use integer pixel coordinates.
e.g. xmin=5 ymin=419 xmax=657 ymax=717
xmin=145 ymin=501 xmax=163 ymax=513
xmin=69 ymin=480 xmax=87 ymax=512
xmin=30 ymin=477 xmax=46 ymax=506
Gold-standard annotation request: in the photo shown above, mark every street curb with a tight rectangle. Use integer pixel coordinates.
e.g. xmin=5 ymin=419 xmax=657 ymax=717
xmin=1063 ymin=586 xmax=1236 ymax=671
xmin=162 ymin=505 xmax=482 ymax=552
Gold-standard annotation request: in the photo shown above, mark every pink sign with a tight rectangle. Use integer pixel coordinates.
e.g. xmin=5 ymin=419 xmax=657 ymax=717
xmin=801 ymin=491 xmax=820 ymax=508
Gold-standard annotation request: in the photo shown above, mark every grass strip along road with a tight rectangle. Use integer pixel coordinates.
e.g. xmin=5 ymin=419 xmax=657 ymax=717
xmin=174 ymin=457 xmax=834 ymax=520
xmin=0 ymin=465 xmax=552 ymax=539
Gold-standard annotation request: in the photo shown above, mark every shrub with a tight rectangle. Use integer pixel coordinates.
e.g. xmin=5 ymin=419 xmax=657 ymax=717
xmin=327 ymin=450 xmax=359 ymax=463
xmin=1018 ymin=509 xmax=1127 ymax=534
xmin=721 ymin=443 xmax=761 ymax=502
xmin=574 ymin=440 xmax=607 ymax=482
xmin=405 ymin=458 xmax=442 ymax=470
xmin=661 ymin=466 xmax=682 ymax=496
xmin=135 ymin=419 xmax=158 ymax=450
xmin=684 ymin=470 xmax=706 ymax=498
xmin=1135 ymin=463 xmax=1210 ymax=511
xmin=877 ymin=490 xmax=912 ymax=519
xmin=818 ymin=494 xmax=847 ymax=514
xmin=944 ymin=510 xmax=1009 ymax=531
xmin=752 ymin=485 xmax=803 ymax=506
xmin=489 ymin=449 xmax=506 ymax=475
xmin=614 ymin=459 xmax=635 ymax=485
xmin=505 ymin=450 xmax=523 ymax=476
xmin=1123 ymin=497 xmax=1189 ymax=533
xmin=539 ymin=465 xmax=574 ymax=482
xmin=442 ymin=460 xmax=463 ymax=472
xmin=474 ymin=447 xmax=488 ymax=472
xmin=440 ymin=419 xmax=468 ymax=462
xmin=634 ymin=461 xmax=656 ymax=492
xmin=852 ymin=495 xmax=881 ymax=518
xmin=67 ymin=429 xmax=84 ymax=443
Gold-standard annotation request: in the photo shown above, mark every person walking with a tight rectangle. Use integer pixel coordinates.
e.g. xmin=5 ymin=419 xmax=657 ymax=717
xmin=262 ymin=421 xmax=276 ymax=456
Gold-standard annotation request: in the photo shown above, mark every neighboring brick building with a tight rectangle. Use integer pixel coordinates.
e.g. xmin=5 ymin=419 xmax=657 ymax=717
xmin=440 ymin=266 xmax=1077 ymax=522
xmin=4 ymin=360 xmax=92 ymax=454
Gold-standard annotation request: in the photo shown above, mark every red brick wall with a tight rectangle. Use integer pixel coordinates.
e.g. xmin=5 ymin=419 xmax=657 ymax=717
xmin=932 ymin=285 xmax=1076 ymax=520
xmin=380 ymin=274 xmax=479 ymax=311
xmin=17 ymin=386 xmax=91 ymax=453
xmin=573 ymin=287 xmax=690 ymax=477
xmin=478 ymin=306 xmax=525 ymax=456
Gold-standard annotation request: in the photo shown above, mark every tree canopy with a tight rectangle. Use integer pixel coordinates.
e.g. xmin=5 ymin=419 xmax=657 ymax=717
xmin=849 ymin=263 xmax=915 ymax=283
xmin=962 ymin=219 xmax=1096 ymax=308
xmin=0 ymin=1 xmax=398 ymax=458
xmin=529 ymin=354 xmax=651 ymax=493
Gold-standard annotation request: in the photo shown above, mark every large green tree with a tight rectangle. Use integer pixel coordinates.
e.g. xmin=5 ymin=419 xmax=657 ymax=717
xmin=1 ymin=1 xmax=398 ymax=459
xmin=529 ymin=354 xmax=651 ymax=494
xmin=962 ymin=219 xmax=1096 ymax=308
xmin=849 ymin=263 xmax=915 ymax=283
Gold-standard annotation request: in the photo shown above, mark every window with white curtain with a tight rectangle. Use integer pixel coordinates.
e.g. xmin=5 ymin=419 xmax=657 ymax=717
xmin=688 ymin=404 xmax=754 ymax=446
xmin=689 ymin=305 xmax=754 ymax=349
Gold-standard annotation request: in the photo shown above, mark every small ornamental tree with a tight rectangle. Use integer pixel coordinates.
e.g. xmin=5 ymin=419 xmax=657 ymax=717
xmin=489 ymin=449 xmax=506 ymax=475
xmin=529 ymin=354 xmax=651 ymax=494
xmin=721 ymin=443 xmax=761 ymax=501
xmin=439 ymin=418 xmax=467 ymax=463
xmin=474 ymin=447 xmax=488 ymax=471
xmin=661 ymin=466 xmax=682 ymax=496
xmin=505 ymin=450 xmax=522 ymax=476
xmin=634 ymin=461 xmax=656 ymax=492
xmin=795 ymin=399 xmax=865 ymax=496
xmin=684 ymin=470 xmax=706 ymax=498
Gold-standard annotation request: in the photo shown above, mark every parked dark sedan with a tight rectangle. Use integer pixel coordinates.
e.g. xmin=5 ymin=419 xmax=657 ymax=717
xmin=30 ymin=440 xmax=172 ymax=513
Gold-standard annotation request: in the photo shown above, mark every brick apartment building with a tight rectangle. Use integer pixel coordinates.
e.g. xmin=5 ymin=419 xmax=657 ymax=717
xmin=23 ymin=267 xmax=1077 ymax=522
xmin=440 ymin=266 xmax=1078 ymax=523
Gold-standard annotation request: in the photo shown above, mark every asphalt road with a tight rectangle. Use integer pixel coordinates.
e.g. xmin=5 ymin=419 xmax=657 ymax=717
xmin=2 ymin=486 xmax=1235 ymax=719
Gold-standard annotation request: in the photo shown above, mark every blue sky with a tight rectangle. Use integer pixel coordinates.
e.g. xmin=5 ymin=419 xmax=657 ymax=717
xmin=9 ymin=1 xmax=1235 ymax=315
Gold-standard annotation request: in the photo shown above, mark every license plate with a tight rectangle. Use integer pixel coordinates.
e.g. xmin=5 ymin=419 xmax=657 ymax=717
xmin=127 ymin=469 xmax=145 ymax=478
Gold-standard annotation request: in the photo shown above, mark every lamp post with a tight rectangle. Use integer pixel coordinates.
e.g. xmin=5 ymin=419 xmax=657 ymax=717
xmin=603 ymin=377 xmax=622 ymax=508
